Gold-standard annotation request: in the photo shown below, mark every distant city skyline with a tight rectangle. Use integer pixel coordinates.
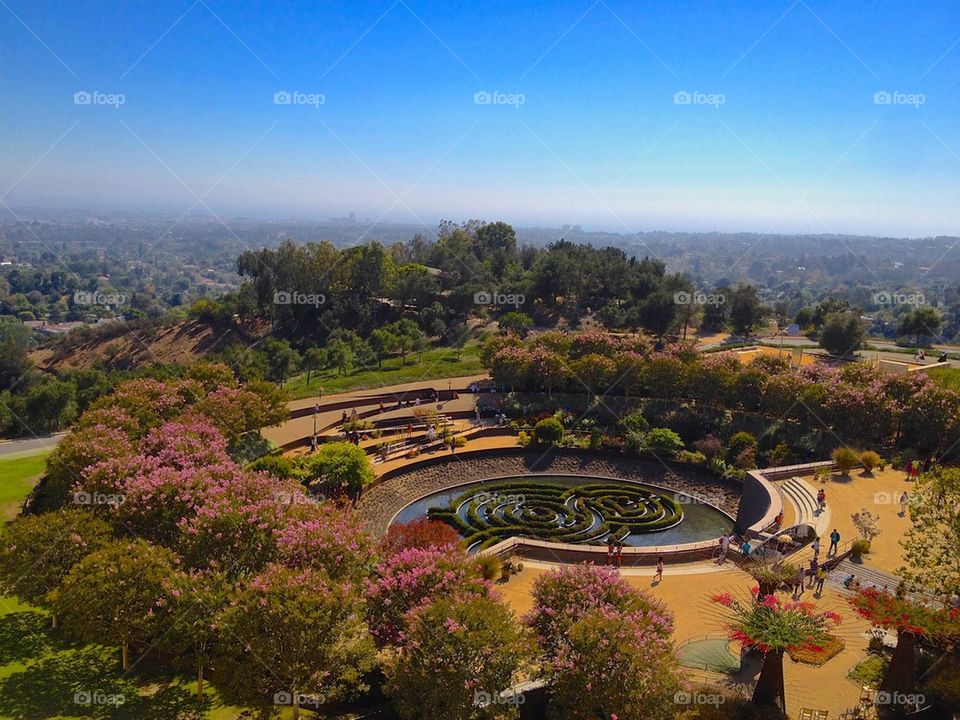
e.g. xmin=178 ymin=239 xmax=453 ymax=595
xmin=2 ymin=1 xmax=959 ymax=238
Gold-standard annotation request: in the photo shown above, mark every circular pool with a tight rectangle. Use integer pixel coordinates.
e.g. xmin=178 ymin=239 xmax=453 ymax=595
xmin=391 ymin=474 xmax=735 ymax=553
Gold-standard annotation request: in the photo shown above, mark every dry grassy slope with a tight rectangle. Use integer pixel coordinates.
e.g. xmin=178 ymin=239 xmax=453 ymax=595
xmin=30 ymin=318 xmax=268 ymax=372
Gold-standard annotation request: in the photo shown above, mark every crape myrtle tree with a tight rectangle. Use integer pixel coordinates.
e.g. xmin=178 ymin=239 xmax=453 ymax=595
xmin=384 ymin=594 xmax=532 ymax=720
xmin=0 ymin=509 xmax=113 ymax=628
xmin=214 ymin=564 xmax=376 ymax=720
xmin=712 ymin=590 xmax=841 ymax=710
xmin=525 ymin=564 xmax=682 ymax=719
xmin=53 ymin=539 xmax=179 ymax=672
xmin=849 ymin=588 xmax=960 ymax=718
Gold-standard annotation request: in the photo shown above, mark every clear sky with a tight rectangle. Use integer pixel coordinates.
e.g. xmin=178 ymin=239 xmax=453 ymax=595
xmin=1 ymin=0 xmax=958 ymax=236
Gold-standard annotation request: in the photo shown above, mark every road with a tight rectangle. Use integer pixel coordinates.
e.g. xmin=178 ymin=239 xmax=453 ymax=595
xmin=0 ymin=434 xmax=63 ymax=457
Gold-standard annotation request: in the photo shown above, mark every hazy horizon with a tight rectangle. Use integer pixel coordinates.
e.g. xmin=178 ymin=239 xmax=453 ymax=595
xmin=2 ymin=1 xmax=959 ymax=237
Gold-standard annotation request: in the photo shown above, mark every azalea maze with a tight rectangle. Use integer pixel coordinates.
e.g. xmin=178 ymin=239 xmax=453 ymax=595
xmin=427 ymin=480 xmax=684 ymax=551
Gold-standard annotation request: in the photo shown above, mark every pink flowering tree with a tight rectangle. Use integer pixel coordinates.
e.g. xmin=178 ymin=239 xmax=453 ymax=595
xmin=712 ymin=590 xmax=841 ymax=710
xmin=526 ymin=564 xmax=680 ymax=719
xmin=214 ymin=564 xmax=375 ymax=720
xmin=526 ymin=564 xmax=673 ymax=657
xmin=384 ymin=594 xmax=531 ymax=720
xmin=366 ymin=547 xmax=490 ymax=646
xmin=275 ymin=501 xmax=377 ymax=584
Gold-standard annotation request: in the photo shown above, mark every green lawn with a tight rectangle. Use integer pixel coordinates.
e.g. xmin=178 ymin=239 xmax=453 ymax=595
xmin=0 ymin=449 xmax=52 ymax=520
xmin=283 ymin=342 xmax=485 ymax=399
xmin=927 ymin=365 xmax=960 ymax=390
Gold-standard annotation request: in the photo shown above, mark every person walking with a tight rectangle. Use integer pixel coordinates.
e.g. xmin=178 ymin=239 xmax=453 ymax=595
xmin=794 ymin=565 xmax=806 ymax=599
xmin=814 ymin=566 xmax=827 ymax=595
xmin=828 ymin=529 xmax=840 ymax=556
xmin=808 ymin=557 xmax=819 ymax=588
xmin=606 ymin=537 xmax=615 ymax=566
xmin=654 ymin=557 xmax=664 ymax=583
xmin=899 ymin=491 xmax=910 ymax=517
xmin=811 ymin=537 xmax=821 ymax=559
xmin=717 ymin=534 xmax=730 ymax=564
xmin=740 ymin=539 xmax=751 ymax=557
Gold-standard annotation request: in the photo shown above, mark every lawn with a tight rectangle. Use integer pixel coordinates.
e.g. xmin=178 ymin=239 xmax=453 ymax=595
xmin=0 ymin=449 xmax=52 ymax=520
xmin=283 ymin=342 xmax=485 ymax=399
xmin=927 ymin=365 xmax=960 ymax=391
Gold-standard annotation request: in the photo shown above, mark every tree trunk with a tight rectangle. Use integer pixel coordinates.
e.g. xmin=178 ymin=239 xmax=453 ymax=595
xmin=121 ymin=640 xmax=130 ymax=672
xmin=197 ymin=665 xmax=204 ymax=699
xmin=752 ymin=648 xmax=786 ymax=710
xmin=877 ymin=630 xmax=916 ymax=719
xmin=292 ymin=692 xmax=300 ymax=720
xmin=50 ymin=612 xmax=58 ymax=629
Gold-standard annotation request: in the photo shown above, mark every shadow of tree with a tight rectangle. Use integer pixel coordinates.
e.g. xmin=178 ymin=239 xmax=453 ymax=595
xmin=0 ymin=643 xmax=209 ymax=719
xmin=0 ymin=611 xmax=62 ymax=665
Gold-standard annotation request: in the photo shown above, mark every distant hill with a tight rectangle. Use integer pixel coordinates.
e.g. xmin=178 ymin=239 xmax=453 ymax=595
xmin=30 ymin=318 xmax=268 ymax=372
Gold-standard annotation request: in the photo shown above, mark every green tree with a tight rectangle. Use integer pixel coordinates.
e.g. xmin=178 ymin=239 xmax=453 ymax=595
xmin=386 ymin=595 xmax=530 ymax=720
xmin=0 ymin=509 xmax=113 ymax=628
xmin=900 ymin=467 xmax=960 ymax=602
xmin=300 ymin=441 xmax=375 ymax=495
xmin=215 ymin=564 xmax=376 ymax=720
xmin=54 ymin=540 xmax=178 ymax=671
xmin=643 ymin=427 xmax=685 ymax=458
xmin=532 ymin=417 xmax=564 ymax=446
xmin=820 ymin=311 xmax=867 ymax=357
xmin=22 ymin=380 xmax=77 ymax=433
xmin=368 ymin=328 xmax=398 ymax=368
xmin=728 ymin=284 xmax=767 ymax=336
xmin=497 ymin=311 xmax=533 ymax=338
xmin=263 ymin=338 xmax=301 ymax=386
xmin=301 ymin=347 xmax=328 ymax=385
xmin=897 ymin=306 xmax=942 ymax=347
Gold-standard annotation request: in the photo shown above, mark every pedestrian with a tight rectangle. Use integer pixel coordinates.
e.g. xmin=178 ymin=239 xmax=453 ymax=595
xmin=815 ymin=567 xmax=827 ymax=595
xmin=475 ymin=406 xmax=481 ymax=424
xmin=812 ymin=537 xmax=821 ymax=558
xmin=654 ymin=556 xmax=664 ymax=583
xmin=808 ymin=557 xmax=819 ymax=588
xmin=415 ymin=397 xmax=421 ymax=407
xmin=379 ymin=401 xmax=384 ymax=414
xmin=828 ymin=529 xmax=840 ymax=556
xmin=794 ymin=566 xmax=806 ymax=598
xmin=350 ymin=406 xmax=358 ymax=419
xmin=716 ymin=534 xmax=728 ymax=564
xmin=911 ymin=462 xmax=920 ymax=480
xmin=741 ymin=539 xmax=751 ymax=557
xmin=905 ymin=460 xmax=914 ymax=480
xmin=606 ymin=537 xmax=615 ymax=566
xmin=341 ymin=410 xmax=348 ymax=425
xmin=899 ymin=491 xmax=909 ymax=517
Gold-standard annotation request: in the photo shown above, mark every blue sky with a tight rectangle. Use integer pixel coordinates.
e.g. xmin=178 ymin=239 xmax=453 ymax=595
xmin=1 ymin=0 xmax=958 ymax=236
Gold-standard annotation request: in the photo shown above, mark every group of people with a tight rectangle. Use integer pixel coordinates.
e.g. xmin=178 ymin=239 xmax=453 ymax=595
xmin=714 ymin=533 xmax=752 ymax=563
xmin=904 ymin=457 xmax=935 ymax=480
xmin=603 ymin=538 xmax=665 ymax=582
xmin=815 ymin=487 xmax=827 ymax=512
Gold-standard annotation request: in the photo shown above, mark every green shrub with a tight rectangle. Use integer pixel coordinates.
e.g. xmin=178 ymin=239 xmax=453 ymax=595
xmin=248 ymin=454 xmax=294 ymax=479
xmin=617 ymin=409 xmax=649 ymax=435
xmin=859 ymin=450 xmax=881 ymax=472
xmin=677 ymin=450 xmax=707 ymax=466
xmin=832 ymin=447 xmax=860 ymax=476
xmin=726 ymin=431 xmax=757 ymax=463
xmin=471 ymin=553 xmax=503 ymax=582
xmin=848 ymin=654 xmax=887 ymax=686
xmin=532 ymin=417 xmax=564 ymax=446
xmin=851 ymin=538 xmax=871 ymax=558
xmin=644 ymin=427 xmax=685 ymax=458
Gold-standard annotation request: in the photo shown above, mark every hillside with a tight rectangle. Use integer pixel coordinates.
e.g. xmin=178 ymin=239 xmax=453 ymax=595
xmin=29 ymin=318 xmax=267 ymax=372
